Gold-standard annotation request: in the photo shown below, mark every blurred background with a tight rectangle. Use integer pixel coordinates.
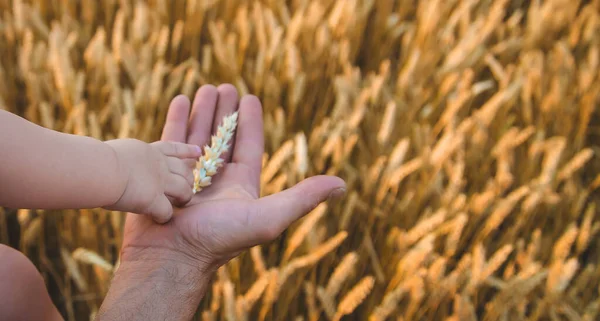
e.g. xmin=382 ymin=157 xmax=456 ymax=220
xmin=1 ymin=0 xmax=600 ymax=320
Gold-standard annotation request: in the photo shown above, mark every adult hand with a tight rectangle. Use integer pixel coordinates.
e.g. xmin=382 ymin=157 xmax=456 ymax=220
xmin=96 ymin=85 xmax=346 ymax=321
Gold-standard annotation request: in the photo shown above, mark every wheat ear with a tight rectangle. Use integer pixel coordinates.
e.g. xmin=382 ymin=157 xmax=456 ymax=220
xmin=193 ymin=111 xmax=239 ymax=193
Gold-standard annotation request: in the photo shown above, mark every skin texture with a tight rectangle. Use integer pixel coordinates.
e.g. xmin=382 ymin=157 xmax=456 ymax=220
xmin=0 ymin=109 xmax=201 ymax=223
xmin=95 ymin=85 xmax=346 ymax=320
xmin=0 ymin=85 xmax=345 ymax=321
xmin=0 ymin=244 xmax=63 ymax=321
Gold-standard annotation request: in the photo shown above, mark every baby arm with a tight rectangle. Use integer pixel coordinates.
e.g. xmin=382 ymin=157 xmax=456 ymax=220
xmin=0 ymin=110 xmax=200 ymax=222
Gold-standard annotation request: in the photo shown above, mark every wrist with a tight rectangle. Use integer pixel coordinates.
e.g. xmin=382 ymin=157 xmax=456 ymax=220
xmin=103 ymin=140 xmax=132 ymax=209
xmin=97 ymin=247 xmax=214 ymax=321
xmin=118 ymin=245 xmax=217 ymax=277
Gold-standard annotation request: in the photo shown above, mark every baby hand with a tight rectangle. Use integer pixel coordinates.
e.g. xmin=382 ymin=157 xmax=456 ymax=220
xmin=104 ymin=139 xmax=201 ymax=223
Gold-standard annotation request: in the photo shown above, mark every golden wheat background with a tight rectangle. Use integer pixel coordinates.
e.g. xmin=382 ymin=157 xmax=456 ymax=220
xmin=1 ymin=0 xmax=600 ymax=320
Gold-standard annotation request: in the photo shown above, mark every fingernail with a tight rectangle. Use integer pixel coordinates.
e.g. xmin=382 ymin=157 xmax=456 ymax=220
xmin=194 ymin=145 xmax=202 ymax=153
xmin=327 ymin=187 xmax=347 ymax=201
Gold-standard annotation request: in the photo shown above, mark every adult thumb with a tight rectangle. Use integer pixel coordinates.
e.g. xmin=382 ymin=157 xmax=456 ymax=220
xmin=251 ymin=175 xmax=346 ymax=243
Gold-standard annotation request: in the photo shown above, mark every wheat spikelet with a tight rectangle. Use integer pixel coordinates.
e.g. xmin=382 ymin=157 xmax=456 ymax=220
xmin=17 ymin=208 xmax=32 ymax=227
xmin=557 ymin=148 xmax=594 ymax=182
xmin=60 ymin=247 xmax=88 ymax=292
xmin=368 ymin=284 xmax=406 ymax=321
xmin=547 ymin=258 xmax=580 ymax=293
xmin=389 ymin=235 xmax=435 ymax=291
xmin=303 ymin=282 xmax=319 ymax=321
xmin=583 ymin=301 xmax=600 ymax=321
xmin=12 ymin=0 xmax=24 ymax=33
xmin=193 ymin=112 xmax=239 ymax=193
xmin=539 ymin=137 xmax=567 ymax=185
xmin=377 ymin=101 xmax=396 ymax=146
xmin=468 ymin=243 xmax=486 ymax=291
xmin=363 ymin=232 xmax=386 ymax=283
xmin=341 ymin=133 xmax=359 ymax=163
xmin=325 ymin=252 xmax=358 ymax=297
xmin=72 ymin=248 xmax=113 ymax=272
xmin=404 ymin=208 xmax=446 ymax=246
xmin=283 ymin=203 xmax=328 ymax=262
xmin=427 ymin=257 xmax=448 ymax=282
xmin=258 ymin=269 xmax=278 ymax=321
xmin=250 ymin=246 xmax=267 ymax=275
xmin=320 ymin=129 xmax=342 ymax=167
xmin=210 ymin=281 xmax=222 ymax=314
xmin=339 ymin=192 xmax=358 ymax=230
xmin=453 ymin=294 xmax=478 ymax=321
xmin=156 ymin=25 xmax=170 ymax=58
xmin=481 ymin=244 xmax=514 ymax=281
xmin=552 ymin=224 xmax=579 ymax=262
xmin=223 ymin=279 xmax=239 ymax=321
xmin=445 ymin=213 xmax=468 ymax=256
xmin=364 ymin=156 xmax=387 ymax=194
xmin=577 ymin=204 xmax=596 ymax=254
xmin=385 ymin=138 xmax=410 ymax=172
xmin=202 ymin=311 xmax=215 ymax=321
xmin=484 ymin=271 xmax=548 ymax=321
xmin=387 ymin=157 xmax=423 ymax=187
xmin=333 ymin=276 xmax=375 ymax=321
xmin=238 ymin=270 xmax=270 ymax=312
xmin=479 ymin=185 xmax=530 ymax=238
xmin=294 ymin=132 xmax=309 ymax=178
xmin=266 ymin=173 xmax=288 ymax=195
xmin=316 ymin=286 xmax=337 ymax=320
xmin=430 ymin=130 xmax=464 ymax=168
xmin=262 ymin=139 xmax=294 ymax=185
xmin=279 ymin=231 xmax=348 ymax=288
xmin=148 ymin=59 xmax=167 ymax=109
xmin=19 ymin=28 xmax=33 ymax=75
xmin=171 ymin=20 xmax=184 ymax=54
xmin=22 ymin=216 xmax=42 ymax=247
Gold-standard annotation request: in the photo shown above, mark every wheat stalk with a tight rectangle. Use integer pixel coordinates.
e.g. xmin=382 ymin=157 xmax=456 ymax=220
xmin=333 ymin=276 xmax=375 ymax=321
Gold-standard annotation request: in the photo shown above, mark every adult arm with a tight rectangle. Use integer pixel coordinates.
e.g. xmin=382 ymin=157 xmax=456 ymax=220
xmin=94 ymin=248 xmax=212 ymax=321
xmin=95 ymin=86 xmax=346 ymax=321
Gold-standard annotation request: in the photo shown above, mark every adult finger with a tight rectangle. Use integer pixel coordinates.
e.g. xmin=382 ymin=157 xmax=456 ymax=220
xmin=248 ymin=175 xmax=346 ymax=244
xmin=212 ymin=84 xmax=240 ymax=163
xmin=161 ymin=95 xmax=191 ymax=143
xmin=153 ymin=141 xmax=202 ymax=158
xmin=187 ymin=85 xmax=219 ymax=147
xmin=231 ymin=95 xmax=264 ymax=197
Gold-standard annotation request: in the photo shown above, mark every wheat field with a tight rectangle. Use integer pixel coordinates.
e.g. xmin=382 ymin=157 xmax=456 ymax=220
xmin=1 ymin=0 xmax=600 ymax=320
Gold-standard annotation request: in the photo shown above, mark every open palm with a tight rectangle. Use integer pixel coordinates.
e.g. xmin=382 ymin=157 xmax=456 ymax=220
xmin=120 ymin=85 xmax=346 ymax=271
